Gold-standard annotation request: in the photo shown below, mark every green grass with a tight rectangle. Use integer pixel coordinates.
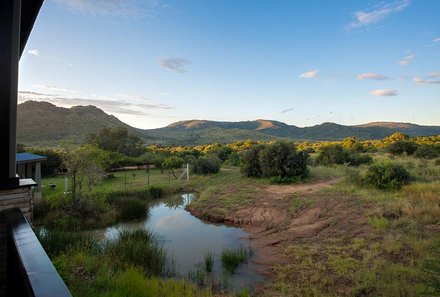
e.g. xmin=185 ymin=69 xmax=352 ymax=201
xmin=204 ymin=251 xmax=214 ymax=273
xmin=289 ymin=195 xmax=315 ymax=217
xmin=105 ymin=229 xmax=170 ymax=277
xmin=221 ymin=248 xmax=250 ymax=274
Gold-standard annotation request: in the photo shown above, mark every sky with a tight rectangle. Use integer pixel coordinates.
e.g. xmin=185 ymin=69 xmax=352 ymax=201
xmin=19 ymin=0 xmax=440 ymax=129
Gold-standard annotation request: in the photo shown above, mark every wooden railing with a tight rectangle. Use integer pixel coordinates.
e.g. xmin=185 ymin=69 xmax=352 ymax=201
xmin=1 ymin=208 xmax=71 ymax=297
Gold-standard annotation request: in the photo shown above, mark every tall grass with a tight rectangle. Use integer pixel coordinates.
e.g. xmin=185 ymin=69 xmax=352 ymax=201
xmin=105 ymin=229 xmax=171 ymax=276
xmin=221 ymin=248 xmax=250 ymax=274
xmin=204 ymin=251 xmax=214 ymax=272
xmin=37 ymin=229 xmax=98 ymax=257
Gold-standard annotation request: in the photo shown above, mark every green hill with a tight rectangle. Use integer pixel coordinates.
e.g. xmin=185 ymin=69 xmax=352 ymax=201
xmin=17 ymin=101 xmax=440 ymax=146
xmin=17 ymin=101 xmax=144 ymax=146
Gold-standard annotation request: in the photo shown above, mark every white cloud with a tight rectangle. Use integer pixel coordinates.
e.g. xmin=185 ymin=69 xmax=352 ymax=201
xmin=348 ymin=0 xmax=410 ymax=29
xmin=398 ymin=54 xmax=415 ymax=66
xmin=299 ymin=69 xmax=318 ymax=79
xmin=413 ymin=77 xmax=440 ymax=85
xmin=357 ymin=73 xmax=389 ymax=80
xmin=434 ymin=37 xmax=440 ymax=43
xmin=159 ymin=58 xmax=192 ymax=73
xmin=53 ymin=0 xmax=160 ymax=17
xmin=371 ymin=89 xmax=398 ymax=96
xmin=27 ymin=49 xmax=39 ymax=56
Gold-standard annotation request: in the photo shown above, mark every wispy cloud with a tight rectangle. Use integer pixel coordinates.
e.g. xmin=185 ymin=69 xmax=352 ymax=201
xmin=27 ymin=49 xmax=39 ymax=56
xmin=413 ymin=77 xmax=440 ymax=85
xmin=398 ymin=54 xmax=415 ymax=66
xmin=428 ymin=72 xmax=440 ymax=78
xmin=33 ymin=84 xmax=77 ymax=93
xmin=53 ymin=0 xmax=161 ymax=17
xmin=434 ymin=37 xmax=440 ymax=43
xmin=281 ymin=108 xmax=294 ymax=114
xmin=18 ymin=90 xmax=172 ymax=116
xmin=371 ymin=89 xmax=398 ymax=97
xmin=159 ymin=58 xmax=192 ymax=73
xmin=357 ymin=72 xmax=389 ymax=80
xmin=348 ymin=0 xmax=410 ymax=29
xmin=299 ymin=69 xmax=318 ymax=79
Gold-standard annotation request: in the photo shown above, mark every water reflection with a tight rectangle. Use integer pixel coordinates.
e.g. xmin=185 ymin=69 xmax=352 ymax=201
xmin=92 ymin=193 xmax=264 ymax=292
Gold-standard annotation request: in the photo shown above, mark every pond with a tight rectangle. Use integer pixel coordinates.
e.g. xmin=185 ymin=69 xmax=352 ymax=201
xmin=91 ymin=193 xmax=265 ymax=293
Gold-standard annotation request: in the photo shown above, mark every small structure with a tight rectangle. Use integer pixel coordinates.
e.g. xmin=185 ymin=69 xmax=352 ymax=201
xmin=16 ymin=153 xmax=46 ymax=199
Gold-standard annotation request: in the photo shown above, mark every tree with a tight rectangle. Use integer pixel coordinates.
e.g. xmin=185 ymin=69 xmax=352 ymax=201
xmin=29 ymin=149 xmax=64 ymax=177
xmin=162 ymin=156 xmax=184 ymax=178
xmin=62 ymin=144 xmax=110 ymax=198
xmin=86 ymin=126 xmax=144 ymax=157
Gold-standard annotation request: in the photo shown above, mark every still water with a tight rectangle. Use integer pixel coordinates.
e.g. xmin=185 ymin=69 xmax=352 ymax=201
xmin=92 ymin=193 xmax=264 ymax=292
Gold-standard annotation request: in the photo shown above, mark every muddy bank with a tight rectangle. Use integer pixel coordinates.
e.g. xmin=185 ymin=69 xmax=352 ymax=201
xmin=187 ymin=177 xmax=373 ymax=291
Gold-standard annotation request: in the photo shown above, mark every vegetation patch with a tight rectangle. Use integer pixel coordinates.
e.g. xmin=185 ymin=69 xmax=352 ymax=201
xmin=221 ymin=248 xmax=251 ymax=274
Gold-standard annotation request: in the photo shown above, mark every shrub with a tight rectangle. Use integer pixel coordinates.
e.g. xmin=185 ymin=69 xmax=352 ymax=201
xmin=29 ymin=149 xmax=64 ymax=177
xmin=224 ymin=152 xmax=240 ymax=167
xmin=414 ymin=144 xmax=440 ymax=159
xmin=347 ymin=154 xmax=373 ymax=166
xmin=364 ymin=161 xmax=412 ymax=190
xmin=316 ymin=145 xmax=350 ymax=166
xmin=147 ymin=185 xmax=164 ymax=199
xmin=240 ymin=146 xmax=262 ymax=177
xmin=240 ymin=142 xmax=309 ymax=182
xmin=259 ymin=142 xmax=309 ymax=181
xmin=387 ymin=140 xmax=419 ymax=156
xmin=191 ymin=156 xmax=221 ymax=174
xmin=436 ymin=159 xmax=440 ymax=166
xmin=118 ymin=198 xmax=148 ymax=221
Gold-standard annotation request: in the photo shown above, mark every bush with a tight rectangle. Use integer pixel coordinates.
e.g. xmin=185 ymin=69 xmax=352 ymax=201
xmin=240 ymin=142 xmax=309 ymax=182
xmin=191 ymin=156 xmax=221 ymax=174
xmin=147 ymin=185 xmax=164 ymax=199
xmin=414 ymin=144 xmax=440 ymax=159
xmin=29 ymin=149 xmax=64 ymax=177
xmin=224 ymin=152 xmax=240 ymax=167
xmin=347 ymin=153 xmax=373 ymax=166
xmin=316 ymin=145 xmax=350 ymax=166
xmin=240 ymin=146 xmax=262 ymax=177
xmin=436 ymin=159 xmax=440 ymax=166
xmin=387 ymin=140 xmax=419 ymax=156
xmin=364 ymin=161 xmax=412 ymax=190
xmin=259 ymin=142 xmax=309 ymax=181
xmin=118 ymin=198 xmax=148 ymax=221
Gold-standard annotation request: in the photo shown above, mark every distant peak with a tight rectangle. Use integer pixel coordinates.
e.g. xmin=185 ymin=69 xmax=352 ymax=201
xmin=255 ymin=119 xmax=280 ymax=130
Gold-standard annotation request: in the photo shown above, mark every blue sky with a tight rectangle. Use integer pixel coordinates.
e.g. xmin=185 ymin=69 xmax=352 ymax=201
xmin=19 ymin=0 xmax=440 ymax=129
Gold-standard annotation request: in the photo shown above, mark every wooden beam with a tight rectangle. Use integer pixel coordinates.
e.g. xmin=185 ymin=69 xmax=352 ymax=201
xmin=0 ymin=0 xmax=21 ymax=188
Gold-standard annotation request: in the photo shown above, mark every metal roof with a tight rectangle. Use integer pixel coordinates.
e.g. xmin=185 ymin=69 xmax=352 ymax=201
xmin=16 ymin=153 xmax=47 ymax=164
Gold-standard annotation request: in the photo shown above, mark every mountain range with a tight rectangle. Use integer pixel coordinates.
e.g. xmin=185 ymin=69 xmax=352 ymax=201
xmin=17 ymin=101 xmax=440 ymax=146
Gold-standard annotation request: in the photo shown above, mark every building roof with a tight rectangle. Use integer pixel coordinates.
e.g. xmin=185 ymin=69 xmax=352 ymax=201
xmin=20 ymin=0 xmax=44 ymax=56
xmin=16 ymin=153 xmax=47 ymax=164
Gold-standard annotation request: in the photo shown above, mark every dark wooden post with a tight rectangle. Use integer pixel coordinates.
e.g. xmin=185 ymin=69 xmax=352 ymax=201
xmin=0 ymin=0 xmax=21 ymax=189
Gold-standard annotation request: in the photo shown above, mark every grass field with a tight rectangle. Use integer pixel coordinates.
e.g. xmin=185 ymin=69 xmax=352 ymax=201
xmin=38 ymin=152 xmax=440 ymax=296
